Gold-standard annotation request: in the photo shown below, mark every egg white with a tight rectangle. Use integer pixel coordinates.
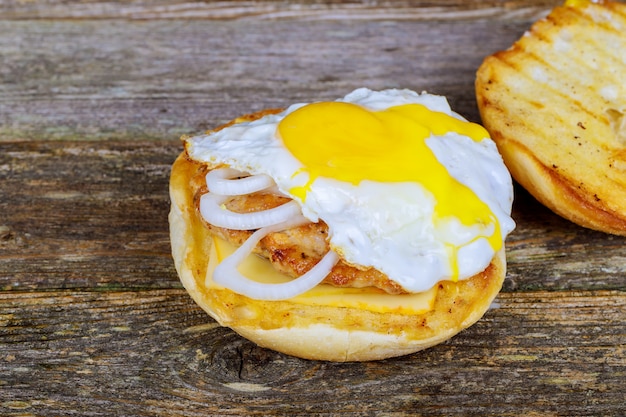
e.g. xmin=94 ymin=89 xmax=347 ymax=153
xmin=187 ymin=88 xmax=515 ymax=293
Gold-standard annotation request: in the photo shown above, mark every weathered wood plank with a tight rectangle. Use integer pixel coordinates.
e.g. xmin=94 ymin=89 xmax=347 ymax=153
xmin=1 ymin=290 xmax=624 ymax=416
xmin=0 ymin=18 xmax=532 ymax=142
xmin=1 ymin=2 xmax=625 ymax=415
xmin=0 ymin=140 xmax=180 ymax=290
xmin=0 ymin=0 xmax=559 ymax=21
xmin=2 ymin=140 xmax=626 ymax=292
xmin=505 ymin=185 xmax=626 ymax=292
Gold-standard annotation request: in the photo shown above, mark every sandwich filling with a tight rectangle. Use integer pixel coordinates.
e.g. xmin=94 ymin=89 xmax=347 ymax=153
xmin=185 ymin=88 xmax=515 ymax=301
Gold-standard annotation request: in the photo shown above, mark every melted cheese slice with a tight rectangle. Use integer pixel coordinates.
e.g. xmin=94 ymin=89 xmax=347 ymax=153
xmin=205 ymin=235 xmax=438 ymax=314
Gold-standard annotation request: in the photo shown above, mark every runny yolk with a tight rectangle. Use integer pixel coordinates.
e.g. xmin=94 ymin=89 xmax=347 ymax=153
xmin=564 ymin=0 xmax=590 ymax=8
xmin=277 ymin=102 xmax=502 ymax=279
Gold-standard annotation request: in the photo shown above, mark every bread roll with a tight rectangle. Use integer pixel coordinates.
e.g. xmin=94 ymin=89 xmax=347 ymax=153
xmin=476 ymin=0 xmax=626 ymax=235
xmin=169 ymin=109 xmax=507 ymax=362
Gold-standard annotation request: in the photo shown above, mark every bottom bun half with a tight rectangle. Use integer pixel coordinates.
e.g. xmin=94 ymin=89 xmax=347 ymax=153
xmin=169 ymin=152 xmax=507 ymax=362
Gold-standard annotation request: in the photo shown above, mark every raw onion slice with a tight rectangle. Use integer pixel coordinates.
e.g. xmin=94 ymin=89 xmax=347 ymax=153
xmin=206 ymin=168 xmax=274 ymax=196
xmin=199 ymin=192 xmax=301 ymax=230
xmin=213 ymin=216 xmax=340 ymax=300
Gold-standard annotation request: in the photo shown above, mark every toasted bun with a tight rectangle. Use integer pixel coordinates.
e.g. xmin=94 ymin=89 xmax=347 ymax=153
xmin=476 ymin=0 xmax=626 ymax=235
xmin=169 ymin=111 xmax=507 ymax=362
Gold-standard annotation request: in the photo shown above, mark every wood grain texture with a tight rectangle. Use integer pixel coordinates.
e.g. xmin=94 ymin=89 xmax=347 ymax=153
xmin=0 ymin=141 xmax=179 ymax=291
xmin=0 ymin=0 xmax=560 ymax=21
xmin=1 ymin=290 xmax=624 ymax=416
xmin=1 ymin=141 xmax=624 ymax=415
xmin=0 ymin=17 xmax=532 ymax=142
xmin=1 ymin=1 xmax=625 ymax=415
xmin=2 ymin=140 xmax=625 ymax=293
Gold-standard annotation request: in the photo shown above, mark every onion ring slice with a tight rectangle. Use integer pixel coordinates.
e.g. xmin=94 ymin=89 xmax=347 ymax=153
xmin=206 ymin=168 xmax=274 ymax=196
xmin=213 ymin=215 xmax=340 ymax=300
xmin=199 ymin=192 xmax=302 ymax=230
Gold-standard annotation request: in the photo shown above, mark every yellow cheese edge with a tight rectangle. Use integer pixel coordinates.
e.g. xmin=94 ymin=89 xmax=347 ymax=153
xmin=206 ymin=235 xmax=437 ymax=315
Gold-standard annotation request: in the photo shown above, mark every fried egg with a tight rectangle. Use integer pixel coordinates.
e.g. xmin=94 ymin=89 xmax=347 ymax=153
xmin=186 ymin=88 xmax=515 ymax=293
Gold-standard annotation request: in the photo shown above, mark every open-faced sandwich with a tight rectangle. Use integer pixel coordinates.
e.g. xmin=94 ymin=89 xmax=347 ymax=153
xmin=169 ymin=88 xmax=515 ymax=361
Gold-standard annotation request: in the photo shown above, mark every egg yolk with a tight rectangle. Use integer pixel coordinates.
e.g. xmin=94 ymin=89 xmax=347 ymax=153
xmin=564 ymin=0 xmax=590 ymax=8
xmin=277 ymin=101 xmax=502 ymax=278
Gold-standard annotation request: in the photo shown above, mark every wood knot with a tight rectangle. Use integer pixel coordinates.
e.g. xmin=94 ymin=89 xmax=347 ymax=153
xmin=165 ymin=327 xmax=323 ymax=395
xmin=0 ymin=225 xmax=26 ymax=248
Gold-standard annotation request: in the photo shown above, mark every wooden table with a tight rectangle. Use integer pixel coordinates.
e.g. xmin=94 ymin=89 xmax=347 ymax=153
xmin=1 ymin=1 xmax=624 ymax=415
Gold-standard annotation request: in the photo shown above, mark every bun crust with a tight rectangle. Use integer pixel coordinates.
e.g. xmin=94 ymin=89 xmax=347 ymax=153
xmin=476 ymin=0 xmax=626 ymax=235
xmin=169 ymin=111 xmax=507 ymax=362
